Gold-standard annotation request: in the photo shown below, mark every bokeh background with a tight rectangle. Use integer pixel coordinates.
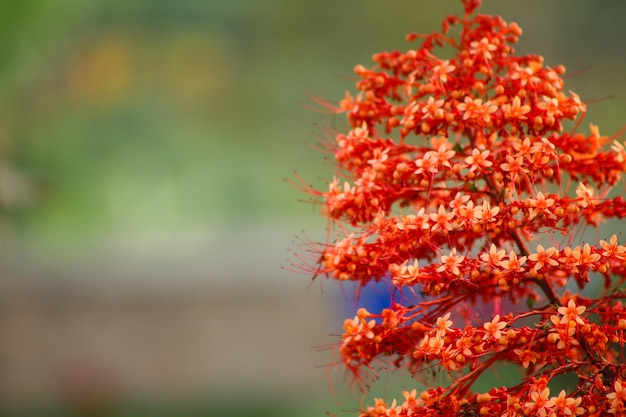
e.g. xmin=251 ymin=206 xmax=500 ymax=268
xmin=0 ymin=1 xmax=624 ymax=416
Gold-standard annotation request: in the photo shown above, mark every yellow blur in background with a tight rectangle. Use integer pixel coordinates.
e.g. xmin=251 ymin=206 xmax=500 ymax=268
xmin=0 ymin=1 xmax=624 ymax=416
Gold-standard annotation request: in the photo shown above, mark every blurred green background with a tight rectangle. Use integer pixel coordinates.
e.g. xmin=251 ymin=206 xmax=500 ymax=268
xmin=0 ymin=1 xmax=624 ymax=416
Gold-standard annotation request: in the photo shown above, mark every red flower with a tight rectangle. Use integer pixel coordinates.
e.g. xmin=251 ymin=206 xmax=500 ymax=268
xmin=295 ymin=0 xmax=626 ymax=415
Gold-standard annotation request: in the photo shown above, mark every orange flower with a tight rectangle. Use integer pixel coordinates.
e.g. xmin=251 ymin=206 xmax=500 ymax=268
xmin=557 ymin=299 xmax=586 ymax=326
xmin=528 ymin=244 xmax=559 ymax=271
xmin=437 ymin=248 xmax=465 ymax=276
xmin=465 ymin=148 xmax=493 ymax=172
xmin=607 ymin=380 xmax=626 ymax=414
xmin=483 ymin=314 xmax=507 ymax=340
xmin=435 ymin=312 xmax=453 ymax=337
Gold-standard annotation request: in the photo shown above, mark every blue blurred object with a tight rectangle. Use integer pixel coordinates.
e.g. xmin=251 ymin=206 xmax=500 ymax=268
xmin=340 ymin=277 xmax=420 ymax=322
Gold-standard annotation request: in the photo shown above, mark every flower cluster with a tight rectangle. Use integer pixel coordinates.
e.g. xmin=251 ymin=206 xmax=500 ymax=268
xmin=296 ymin=1 xmax=626 ymax=416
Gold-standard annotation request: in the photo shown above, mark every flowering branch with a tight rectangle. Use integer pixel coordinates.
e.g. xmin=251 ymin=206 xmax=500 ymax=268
xmin=295 ymin=1 xmax=626 ymax=415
